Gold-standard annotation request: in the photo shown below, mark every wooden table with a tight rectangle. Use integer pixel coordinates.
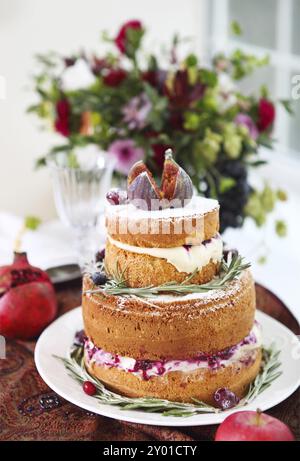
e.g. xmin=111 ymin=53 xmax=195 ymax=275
xmin=0 ymin=280 xmax=299 ymax=441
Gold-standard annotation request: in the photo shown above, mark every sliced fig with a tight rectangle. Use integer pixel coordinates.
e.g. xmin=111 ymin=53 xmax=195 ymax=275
xmin=126 ymin=149 xmax=193 ymax=209
xmin=161 ymin=149 xmax=193 ymax=206
xmin=128 ymin=161 xmax=161 ymax=198
xmin=128 ymin=172 xmax=161 ymax=210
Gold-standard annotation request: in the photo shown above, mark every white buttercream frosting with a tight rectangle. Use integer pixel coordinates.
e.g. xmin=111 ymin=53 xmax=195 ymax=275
xmin=105 ymin=195 xmax=219 ymax=220
xmin=84 ymin=323 xmax=262 ymax=380
xmin=108 ymin=234 xmax=223 ymax=273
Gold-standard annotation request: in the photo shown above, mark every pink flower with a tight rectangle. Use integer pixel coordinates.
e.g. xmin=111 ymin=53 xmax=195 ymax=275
xmin=108 ymin=139 xmax=144 ymax=175
xmin=122 ymin=93 xmax=152 ymax=130
xmin=235 ymin=113 xmax=259 ymax=140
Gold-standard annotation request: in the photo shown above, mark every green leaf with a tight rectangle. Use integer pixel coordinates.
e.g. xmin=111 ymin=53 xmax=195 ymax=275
xmin=277 ymin=189 xmax=288 ymax=201
xmin=257 ymin=255 xmax=267 ymax=265
xmin=230 ymin=20 xmax=243 ymax=36
xmin=67 ymin=151 xmax=80 ymax=168
xmin=257 ymin=133 xmax=274 ymax=149
xmin=185 ymin=54 xmax=198 ymax=67
xmin=246 ymin=160 xmax=268 ymax=167
xmin=275 ymin=220 xmax=287 ymax=237
xmin=125 ymin=27 xmax=144 ymax=59
xmin=219 ymin=176 xmax=236 ymax=193
xmin=199 ymin=69 xmax=218 ymax=87
xmin=260 ymin=85 xmax=269 ymax=99
xmin=280 ymin=99 xmax=295 ymax=115
xmin=35 ymin=156 xmax=47 ymax=169
xmin=24 ymin=216 xmax=41 ymax=231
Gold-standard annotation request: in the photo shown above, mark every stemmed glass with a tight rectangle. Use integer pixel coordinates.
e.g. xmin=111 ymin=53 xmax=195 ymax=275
xmin=47 ymin=148 xmax=114 ymax=271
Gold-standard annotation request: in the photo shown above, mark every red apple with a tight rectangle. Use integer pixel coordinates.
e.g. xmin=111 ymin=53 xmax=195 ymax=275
xmin=215 ymin=410 xmax=295 ymax=441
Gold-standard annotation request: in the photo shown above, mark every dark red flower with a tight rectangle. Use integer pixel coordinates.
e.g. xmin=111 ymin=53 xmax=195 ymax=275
xmin=103 ymin=69 xmax=127 ymax=87
xmin=169 ymin=111 xmax=183 ymax=130
xmin=115 ymin=20 xmax=142 ymax=54
xmin=257 ymin=98 xmax=276 ymax=132
xmin=91 ymin=57 xmax=108 ymax=75
xmin=144 ymin=130 xmax=159 ymax=138
xmin=142 ymin=70 xmax=167 ymax=92
xmin=54 ymin=98 xmax=70 ymax=137
xmin=64 ymin=57 xmax=76 ymax=67
xmin=152 ymin=143 xmax=173 ymax=171
xmin=163 ymin=69 xmax=205 ymax=110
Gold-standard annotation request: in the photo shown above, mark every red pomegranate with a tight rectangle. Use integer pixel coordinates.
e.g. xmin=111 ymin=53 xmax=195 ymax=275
xmin=0 ymin=252 xmax=57 ymax=339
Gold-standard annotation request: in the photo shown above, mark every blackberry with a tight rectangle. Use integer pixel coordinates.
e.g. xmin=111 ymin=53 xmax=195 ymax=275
xmin=91 ymin=272 xmax=108 ymax=286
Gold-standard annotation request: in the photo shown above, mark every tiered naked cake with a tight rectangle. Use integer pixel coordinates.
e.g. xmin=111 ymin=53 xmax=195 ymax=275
xmin=82 ymin=151 xmax=262 ymax=405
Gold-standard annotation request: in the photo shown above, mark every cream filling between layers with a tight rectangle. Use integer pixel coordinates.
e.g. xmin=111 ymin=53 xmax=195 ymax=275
xmin=85 ymin=324 xmax=262 ymax=380
xmin=107 ymin=234 xmax=223 ymax=273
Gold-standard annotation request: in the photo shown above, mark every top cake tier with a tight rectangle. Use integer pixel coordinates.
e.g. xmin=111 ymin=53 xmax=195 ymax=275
xmin=105 ymin=195 xmax=220 ymax=248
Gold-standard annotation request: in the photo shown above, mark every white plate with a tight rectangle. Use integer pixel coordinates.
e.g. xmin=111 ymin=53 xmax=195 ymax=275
xmin=35 ymin=307 xmax=300 ymax=427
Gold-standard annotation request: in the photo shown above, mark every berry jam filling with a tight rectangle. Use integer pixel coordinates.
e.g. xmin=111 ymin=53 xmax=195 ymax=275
xmin=83 ymin=324 xmax=261 ymax=380
xmin=183 ymin=234 xmax=220 ymax=252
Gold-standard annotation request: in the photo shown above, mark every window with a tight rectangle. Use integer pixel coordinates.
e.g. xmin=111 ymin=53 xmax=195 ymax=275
xmin=209 ymin=0 xmax=300 ymax=158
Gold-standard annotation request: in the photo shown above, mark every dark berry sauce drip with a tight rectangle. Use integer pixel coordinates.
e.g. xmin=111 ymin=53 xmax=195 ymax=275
xmin=195 ymin=345 xmax=236 ymax=367
xmin=11 ymin=268 xmax=46 ymax=288
xmin=183 ymin=244 xmax=192 ymax=252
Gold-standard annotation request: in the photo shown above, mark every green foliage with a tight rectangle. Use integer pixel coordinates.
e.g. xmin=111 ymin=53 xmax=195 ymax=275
xmin=230 ymin=20 xmax=243 ymax=36
xmin=219 ymin=176 xmax=236 ymax=193
xmin=280 ymin=99 xmax=294 ymax=115
xmin=275 ymin=220 xmax=287 ymax=237
xmin=24 ymin=216 xmax=41 ymax=231
xmin=27 ymin=21 xmax=290 ymax=232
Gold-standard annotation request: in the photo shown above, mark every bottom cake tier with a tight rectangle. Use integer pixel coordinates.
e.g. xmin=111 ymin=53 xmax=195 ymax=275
xmin=84 ymin=323 xmax=262 ymax=404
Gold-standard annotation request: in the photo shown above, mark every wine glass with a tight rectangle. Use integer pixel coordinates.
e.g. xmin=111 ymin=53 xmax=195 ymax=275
xmin=47 ymin=147 xmax=114 ymax=270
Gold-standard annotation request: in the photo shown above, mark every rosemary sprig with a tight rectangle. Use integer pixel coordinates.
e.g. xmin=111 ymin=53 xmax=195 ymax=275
xmin=85 ymin=253 xmax=251 ymax=299
xmin=55 ymin=343 xmax=281 ymax=418
xmin=55 ymin=346 xmax=217 ymax=417
xmin=237 ymin=344 xmax=282 ymax=407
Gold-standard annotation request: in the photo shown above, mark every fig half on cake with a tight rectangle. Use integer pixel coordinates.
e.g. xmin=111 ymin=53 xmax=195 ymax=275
xmin=127 ymin=149 xmax=193 ymax=210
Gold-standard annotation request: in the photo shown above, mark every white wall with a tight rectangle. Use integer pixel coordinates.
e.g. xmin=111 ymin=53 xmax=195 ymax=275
xmin=0 ymin=0 xmax=208 ymax=220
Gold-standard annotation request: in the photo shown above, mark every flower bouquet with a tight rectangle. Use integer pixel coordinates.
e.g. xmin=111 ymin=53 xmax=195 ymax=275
xmin=28 ymin=20 xmax=289 ymax=232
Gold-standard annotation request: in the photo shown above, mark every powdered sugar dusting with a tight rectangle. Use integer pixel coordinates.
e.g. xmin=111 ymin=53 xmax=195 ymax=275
xmin=106 ymin=195 xmax=219 ymax=221
xmin=106 ymin=269 xmax=249 ymax=319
